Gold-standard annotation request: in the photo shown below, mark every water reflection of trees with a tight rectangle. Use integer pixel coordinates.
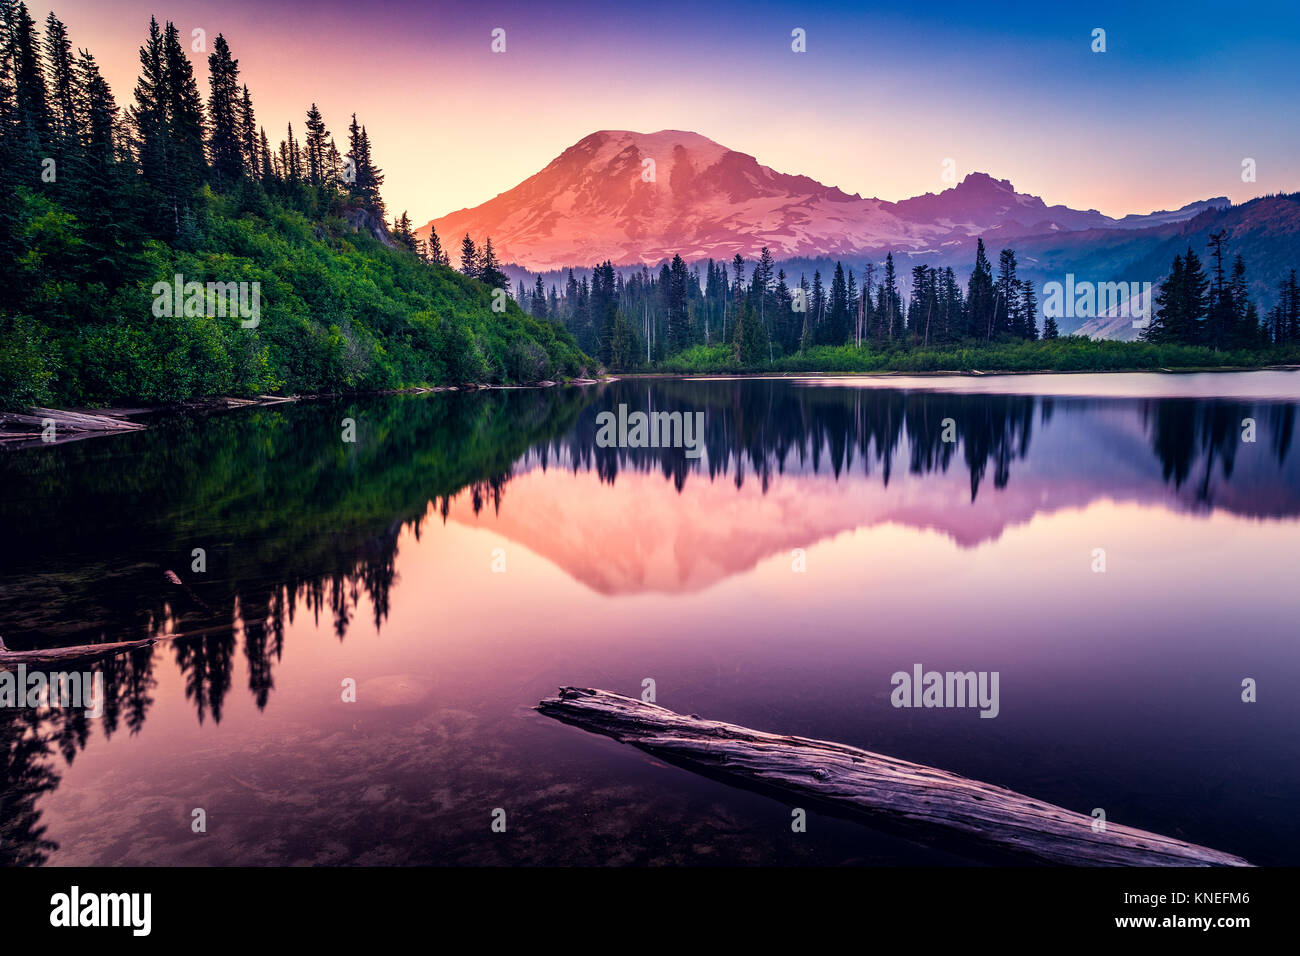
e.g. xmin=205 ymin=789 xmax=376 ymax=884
xmin=555 ymin=381 xmax=1296 ymax=510
xmin=0 ymin=388 xmax=589 ymax=862
xmin=1 ymin=381 xmax=1297 ymax=864
xmin=1 ymin=642 xmax=155 ymax=865
xmin=555 ymin=381 xmax=1039 ymax=502
xmin=1146 ymin=400 xmax=1296 ymax=506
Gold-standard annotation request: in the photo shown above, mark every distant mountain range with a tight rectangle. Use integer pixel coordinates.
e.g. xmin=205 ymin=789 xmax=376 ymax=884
xmin=418 ymin=129 xmax=1300 ymax=337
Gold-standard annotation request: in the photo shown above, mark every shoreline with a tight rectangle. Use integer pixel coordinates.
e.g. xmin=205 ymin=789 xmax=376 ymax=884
xmin=0 ymin=380 xmax=604 ymax=450
xmin=618 ymin=363 xmax=1300 ymax=380
xmin=5 ymin=366 xmax=1298 ymax=451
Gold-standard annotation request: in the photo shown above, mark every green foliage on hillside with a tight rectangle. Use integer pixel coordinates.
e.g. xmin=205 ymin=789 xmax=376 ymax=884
xmin=0 ymin=183 xmax=586 ymax=408
xmin=0 ymin=3 xmax=587 ymax=410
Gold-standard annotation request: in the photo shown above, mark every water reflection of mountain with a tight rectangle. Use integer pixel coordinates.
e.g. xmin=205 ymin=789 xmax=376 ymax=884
xmin=1 ymin=380 xmax=1297 ymax=864
xmin=445 ymin=383 xmax=1298 ymax=593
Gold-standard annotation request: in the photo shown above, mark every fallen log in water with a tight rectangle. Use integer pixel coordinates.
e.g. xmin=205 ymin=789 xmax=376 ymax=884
xmin=0 ymin=407 xmax=146 ymax=448
xmin=23 ymin=407 xmax=146 ymax=431
xmin=0 ymin=623 xmax=239 ymax=670
xmin=537 ymin=687 xmax=1250 ymax=867
xmin=0 ymin=635 xmax=155 ymax=667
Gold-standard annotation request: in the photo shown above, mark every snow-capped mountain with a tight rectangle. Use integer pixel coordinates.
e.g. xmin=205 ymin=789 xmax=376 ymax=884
xmin=418 ymin=129 xmax=1227 ymax=271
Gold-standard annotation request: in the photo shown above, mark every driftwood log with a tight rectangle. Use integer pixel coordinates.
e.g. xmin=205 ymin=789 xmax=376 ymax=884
xmin=0 ymin=407 xmax=146 ymax=448
xmin=0 ymin=622 xmax=238 ymax=669
xmin=0 ymin=635 xmax=155 ymax=667
xmin=24 ymin=407 xmax=146 ymax=431
xmin=537 ymin=687 xmax=1250 ymax=867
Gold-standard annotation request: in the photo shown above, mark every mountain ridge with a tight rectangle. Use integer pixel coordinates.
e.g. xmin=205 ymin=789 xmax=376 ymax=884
xmin=418 ymin=129 xmax=1232 ymax=271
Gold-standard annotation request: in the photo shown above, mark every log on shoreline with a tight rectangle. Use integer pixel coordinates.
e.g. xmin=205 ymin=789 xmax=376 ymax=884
xmin=0 ymin=635 xmax=155 ymax=667
xmin=537 ymin=686 xmax=1250 ymax=867
xmin=0 ymin=407 xmax=146 ymax=448
xmin=23 ymin=408 xmax=146 ymax=431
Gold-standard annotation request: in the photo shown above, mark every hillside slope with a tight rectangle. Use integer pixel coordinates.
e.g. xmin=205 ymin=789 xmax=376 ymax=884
xmin=1 ymin=186 xmax=588 ymax=409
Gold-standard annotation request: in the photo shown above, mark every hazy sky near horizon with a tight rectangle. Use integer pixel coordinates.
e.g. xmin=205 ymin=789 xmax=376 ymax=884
xmin=43 ymin=0 xmax=1300 ymax=227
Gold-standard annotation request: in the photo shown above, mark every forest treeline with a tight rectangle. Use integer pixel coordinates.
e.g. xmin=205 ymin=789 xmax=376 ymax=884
xmin=502 ymin=234 xmax=1300 ymax=372
xmin=0 ymin=3 xmax=586 ymax=409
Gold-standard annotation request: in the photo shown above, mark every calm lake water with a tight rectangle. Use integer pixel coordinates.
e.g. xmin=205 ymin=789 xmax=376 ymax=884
xmin=3 ymin=372 xmax=1299 ymax=866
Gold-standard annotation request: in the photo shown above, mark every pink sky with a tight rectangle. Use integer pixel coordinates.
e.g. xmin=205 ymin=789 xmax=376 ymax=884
xmin=41 ymin=0 xmax=1300 ymax=226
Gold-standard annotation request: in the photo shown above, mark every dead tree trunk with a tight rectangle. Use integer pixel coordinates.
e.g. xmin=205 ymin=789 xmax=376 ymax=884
xmin=537 ymin=687 xmax=1249 ymax=867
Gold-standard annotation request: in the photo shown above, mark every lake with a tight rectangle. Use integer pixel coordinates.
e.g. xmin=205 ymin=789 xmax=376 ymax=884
xmin=2 ymin=372 xmax=1298 ymax=866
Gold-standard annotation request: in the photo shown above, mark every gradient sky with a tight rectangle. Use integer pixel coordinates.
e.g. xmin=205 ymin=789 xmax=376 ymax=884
xmin=43 ymin=0 xmax=1300 ymax=225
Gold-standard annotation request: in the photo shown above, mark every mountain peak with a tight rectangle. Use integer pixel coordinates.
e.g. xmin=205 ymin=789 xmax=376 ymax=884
xmin=418 ymin=131 xmax=1226 ymax=270
xmin=559 ymin=128 xmax=738 ymax=175
xmin=957 ymin=171 xmax=1016 ymax=192
xmin=587 ymin=128 xmax=725 ymax=146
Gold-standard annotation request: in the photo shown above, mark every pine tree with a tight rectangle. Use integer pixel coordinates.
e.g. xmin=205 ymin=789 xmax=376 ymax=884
xmin=425 ymin=224 xmax=447 ymax=266
xmin=995 ymin=248 xmax=1019 ymax=337
xmin=73 ymin=48 xmax=116 ymax=163
xmin=1144 ymin=254 xmax=1184 ymax=343
xmin=860 ymin=262 xmax=875 ymax=346
xmin=667 ymin=254 xmax=691 ymax=352
xmin=907 ymin=265 xmax=927 ymax=344
xmin=304 ymin=103 xmax=327 ymax=187
xmin=1273 ymin=270 xmax=1300 ymax=344
xmin=257 ymin=126 xmax=274 ymax=183
xmin=733 ymin=301 xmax=770 ymax=366
xmin=43 ymin=13 xmax=76 ymax=149
xmin=809 ymin=270 xmax=824 ymax=339
xmin=1144 ymin=249 xmax=1208 ymax=345
xmin=1229 ymin=255 xmax=1252 ymax=347
xmin=1180 ymin=248 xmax=1210 ymax=344
xmin=594 ymin=261 xmax=618 ymax=363
xmin=205 ymin=33 xmax=242 ymax=188
xmin=128 ymin=17 xmax=170 ymax=230
xmin=1020 ymin=279 xmax=1039 ymax=340
xmin=280 ymin=122 xmax=302 ymax=183
xmin=565 ymin=269 xmax=579 ymax=321
xmin=459 ymin=233 xmax=479 ymax=277
xmin=966 ymin=239 xmax=995 ymax=339
xmin=756 ymin=246 xmax=775 ymax=348
xmin=238 ymin=84 xmax=257 ymax=177
xmin=479 ymin=236 xmax=508 ymax=289
xmin=730 ymin=253 xmax=745 ymax=337
xmin=531 ymin=275 xmax=547 ymax=318
xmin=344 ymin=117 xmax=385 ymax=217
xmin=773 ymin=268 xmax=793 ymax=353
xmin=6 ymin=0 xmax=51 ymax=165
xmin=1205 ymin=231 xmax=1232 ymax=350
xmin=881 ymin=253 xmax=904 ymax=342
xmin=323 ymin=135 xmax=341 ymax=187
xmin=340 ymin=115 xmax=379 ymax=214
xmin=72 ymin=46 xmax=133 ymax=286
xmin=391 ymin=211 xmax=416 ymax=252
xmin=943 ymin=268 xmax=962 ymax=344
xmin=161 ymin=21 xmax=207 ymax=208
xmin=824 ymin=261 xmax=849 ymax=345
